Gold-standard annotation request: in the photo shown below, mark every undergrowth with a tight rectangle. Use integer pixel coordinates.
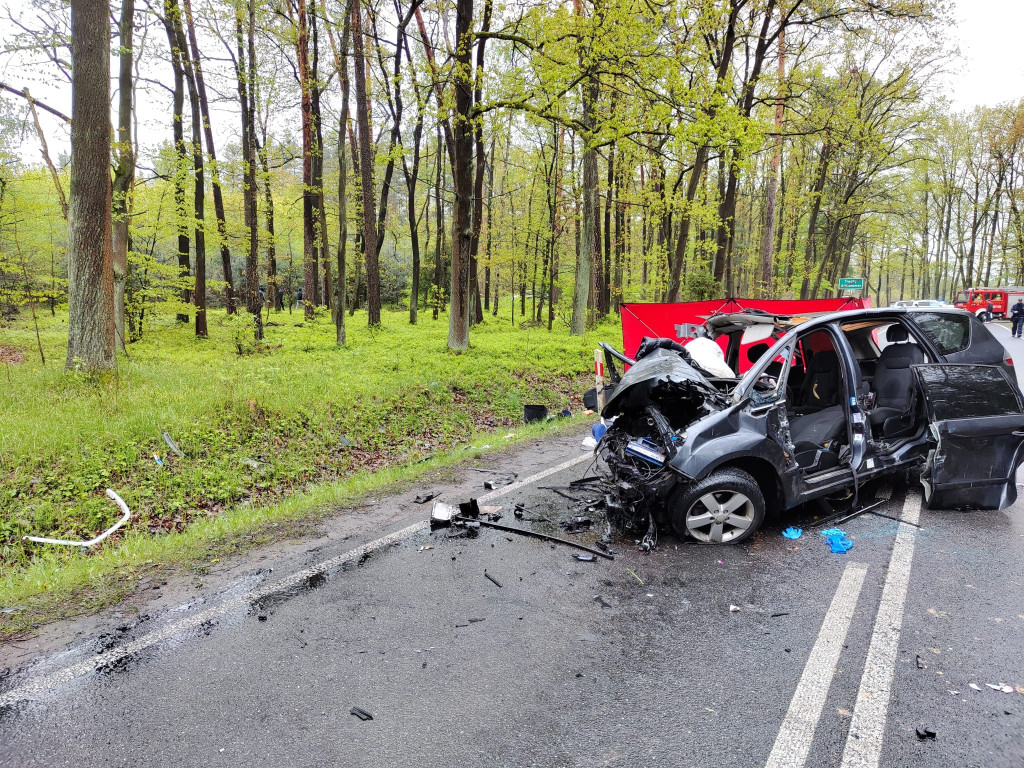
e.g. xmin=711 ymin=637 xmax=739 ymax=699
xmin=0 ymin=307 xmax=619 ymax=577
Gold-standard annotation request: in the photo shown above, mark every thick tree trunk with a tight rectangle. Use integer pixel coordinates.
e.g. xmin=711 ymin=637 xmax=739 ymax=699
xmin=571 ymin=77 xmax=599 ymax=336
xmin=351 ymin=0 xmax=381 ymax=326
xmin=66 ymin=0 xmax=116 ymax=371
xmin=760 ymin=28 xmax=785 ymax=297
xmin=448 ymin=0 xmax=474 ymax=349
xmin=111 ymin=0 xmax=134 ymax=352
xmin=799 ymin=142 xmax=832 ymax=299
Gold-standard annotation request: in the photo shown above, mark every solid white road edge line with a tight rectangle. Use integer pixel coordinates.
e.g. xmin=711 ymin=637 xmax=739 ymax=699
xmin=0 ymin=451 xmax=595 ymax=708
xmin=764 ymin=562 xmax=869 ymax=768
xmin=839 ymin=493 xmax=922 ymax=768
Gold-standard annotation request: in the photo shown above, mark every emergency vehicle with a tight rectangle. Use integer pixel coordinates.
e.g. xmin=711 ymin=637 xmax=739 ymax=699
xmin=953 ymin=287 xmax=1024 ymax=319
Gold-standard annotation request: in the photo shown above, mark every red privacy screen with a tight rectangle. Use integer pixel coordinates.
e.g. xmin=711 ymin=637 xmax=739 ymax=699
xmin=619 ymin=297 xmax=872 ymax=360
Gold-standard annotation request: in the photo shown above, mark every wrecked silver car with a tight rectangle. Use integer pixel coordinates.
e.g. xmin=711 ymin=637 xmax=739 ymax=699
xmin=597 ymin=308 xmax=1024 ymax=545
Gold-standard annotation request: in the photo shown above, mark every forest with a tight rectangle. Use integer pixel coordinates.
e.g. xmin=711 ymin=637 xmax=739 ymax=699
xmin=4 ymin=0 xmax=1024 ymax=627
xmin=1 ymin=0 xmax=1022 ymax=368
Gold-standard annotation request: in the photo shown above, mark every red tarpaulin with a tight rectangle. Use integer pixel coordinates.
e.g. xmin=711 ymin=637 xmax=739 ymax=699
xmin=619 ymin=297 xmax=872 ymax=372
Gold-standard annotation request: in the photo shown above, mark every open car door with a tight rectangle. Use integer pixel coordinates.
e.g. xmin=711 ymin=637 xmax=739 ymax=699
xmin=913 ymin=364 xmax=1024 ymax=509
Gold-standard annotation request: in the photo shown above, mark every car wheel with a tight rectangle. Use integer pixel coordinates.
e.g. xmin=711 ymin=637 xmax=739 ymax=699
xmin=671 ymin=468 xmax=765 ymax=544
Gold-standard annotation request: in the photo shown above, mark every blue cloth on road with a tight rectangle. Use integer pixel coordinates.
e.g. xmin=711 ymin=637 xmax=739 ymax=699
xmin=820 ymin=528 xmax=854 ymax=553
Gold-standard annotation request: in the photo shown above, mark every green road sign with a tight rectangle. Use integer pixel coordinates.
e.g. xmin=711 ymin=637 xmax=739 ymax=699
xmin=838 ymin=277 xmax=865 ymax=291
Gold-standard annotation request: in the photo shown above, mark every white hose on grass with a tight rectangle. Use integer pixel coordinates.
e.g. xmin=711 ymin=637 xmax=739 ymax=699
xmin=23 ymin=489 xmax=131 ymax=547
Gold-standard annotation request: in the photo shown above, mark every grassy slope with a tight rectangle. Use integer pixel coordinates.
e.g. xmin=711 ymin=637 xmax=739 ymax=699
xmin=0 ymin=306 xmax=618 ymax=634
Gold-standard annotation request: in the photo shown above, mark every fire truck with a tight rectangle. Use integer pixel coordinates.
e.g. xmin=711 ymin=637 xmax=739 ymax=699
xmin=953 ymin=287 xmax=1024 ymax=319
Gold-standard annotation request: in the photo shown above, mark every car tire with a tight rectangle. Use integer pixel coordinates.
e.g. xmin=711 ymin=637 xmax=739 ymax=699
xmin=671 ymin=468 xmax=766 ymax=544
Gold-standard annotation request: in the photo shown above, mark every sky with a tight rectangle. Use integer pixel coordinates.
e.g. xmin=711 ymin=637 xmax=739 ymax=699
xmin=946 ymin=0 xmax=1024 ymax=108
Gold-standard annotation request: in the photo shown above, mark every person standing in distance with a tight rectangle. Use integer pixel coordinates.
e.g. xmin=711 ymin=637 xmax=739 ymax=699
xmin=1012 ymin=298 xmax=1024 ymax=338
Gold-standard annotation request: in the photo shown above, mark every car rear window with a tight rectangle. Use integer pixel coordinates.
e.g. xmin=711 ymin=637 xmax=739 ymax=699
xmin=915 ymin=365 xmax=1021 ymax=420
xmin=912 ymin=312 xmax=970 ymax=354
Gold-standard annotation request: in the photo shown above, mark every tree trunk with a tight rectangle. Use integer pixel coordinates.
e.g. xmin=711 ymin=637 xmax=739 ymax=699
xmin=171 ymin=2 xmax=207 ymax=337
xmin=66 ymin=0 xmax=116 ymax=371
xmin=799 ymin=142 xmax=832 ymax=299
xmin=164 ymin=0 xmax=191 ymax=324
xmin=351 ymin=0 xmax=381 ymax=326
xmin=571 ymin=75 xmax=599 ymax=335
xmin=236 ymin=0 xmax=262 ymax=339
xmin=760 ymin=27 xmax=785 ymax=297
xmin=111 ymin=0 xmax=134 ymax=352
xmin=448 ymin=0 xmax=474 ymax=349
xmin=184 ymin=0 xmax=235 ymax=315
xmin=330 ymin=1 xmax=352 ymax=342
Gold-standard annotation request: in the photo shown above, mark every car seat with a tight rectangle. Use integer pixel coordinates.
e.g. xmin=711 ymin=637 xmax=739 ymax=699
xmin=867 ymin=324 xmax=924 ymax=438
xmin=793 ymin=349 xmax=840 ymax=414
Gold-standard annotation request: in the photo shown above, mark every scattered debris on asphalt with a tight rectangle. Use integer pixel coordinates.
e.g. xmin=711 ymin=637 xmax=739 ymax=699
xmin=969 ymin=683 xmax=982 ymax=691
xmin=770 ymin=612 xmax=790 ymax=618
xmin=572 ymin=553 xmax=596 ymax=562
xmin=729 ymin=605 xmax=741 ymax=613
xmin=414 ymin=491 xmax=440 ymax=504
xmin=561 ymin=516 xmax=593 ymax=532
xmin=820 ymin=528 xmax=854 ymax=554
xmin=782 ymin=527 xmax=802 ymax=540
xmin=916 ymin=655 xmax=926 ymax=669
xmin=350 ymin=707 xmax=374 ymax=721
xmin=484 ymin=571 xmax=503 ymax=588
xmin=987 ymin=683 xmax=1015 ymax=693
xmin=915 ymin=727 xmax=937 ymax=740
xmin=593 ymin=595 xmax=611 ymax=608
xmin=430 ymin=502 xmax=456 ymax=528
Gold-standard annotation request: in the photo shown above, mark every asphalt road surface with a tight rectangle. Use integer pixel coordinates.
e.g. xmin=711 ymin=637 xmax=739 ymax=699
xmin=3 ymin=329 xmax=1024 ymax=767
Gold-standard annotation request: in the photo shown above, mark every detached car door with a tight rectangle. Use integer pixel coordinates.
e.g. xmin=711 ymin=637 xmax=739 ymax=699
xmin=912 ymin=364 xmax=1024 ymax=509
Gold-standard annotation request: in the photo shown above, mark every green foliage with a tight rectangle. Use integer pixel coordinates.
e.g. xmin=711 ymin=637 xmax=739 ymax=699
xmin=0 ymin=306 xmax=619 ymax=573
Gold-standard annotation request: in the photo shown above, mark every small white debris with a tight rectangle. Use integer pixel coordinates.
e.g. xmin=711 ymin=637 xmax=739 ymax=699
xmin=729 ymin=605 xmax=741 ymax=612
xmin=970 ymin=683 xmax=982 ymax=691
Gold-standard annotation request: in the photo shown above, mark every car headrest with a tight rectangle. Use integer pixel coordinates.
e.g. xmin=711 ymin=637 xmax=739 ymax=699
xmin=747 ymin=343 xmax=771 ymax=363
xmin=886 ymin=324 xmax=909 ymax=343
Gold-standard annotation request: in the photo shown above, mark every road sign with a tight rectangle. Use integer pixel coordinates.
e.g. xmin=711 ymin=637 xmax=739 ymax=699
xmin=838 ymin=277 xmax=865 ymax=291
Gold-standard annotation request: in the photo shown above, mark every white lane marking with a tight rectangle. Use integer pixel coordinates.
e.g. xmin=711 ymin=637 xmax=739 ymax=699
xmin=840 ymin=493 xmax=922 ymax=768
xmin=0 ymin=451 xmax=593 ymax=707
xmin=764 ymin=562 xmax=869 ymax=768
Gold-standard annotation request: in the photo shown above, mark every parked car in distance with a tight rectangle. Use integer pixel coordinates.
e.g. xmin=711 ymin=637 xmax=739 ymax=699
xmin=598 ymin=307 xmax=1023 ymax=545
xmin=892 ymin=299 xmax=945 ymax=308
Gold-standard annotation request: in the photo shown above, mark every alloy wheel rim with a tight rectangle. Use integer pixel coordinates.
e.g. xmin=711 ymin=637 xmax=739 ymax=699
xmin=685 ymin=490 xmax=755 ymax=543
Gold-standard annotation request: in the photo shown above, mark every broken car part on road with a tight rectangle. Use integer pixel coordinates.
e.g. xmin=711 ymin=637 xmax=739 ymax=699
xmin=429 ymin=499 xmax=614 ymax=560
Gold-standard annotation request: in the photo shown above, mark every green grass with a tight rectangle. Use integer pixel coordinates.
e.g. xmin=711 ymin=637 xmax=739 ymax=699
xmin=0 ymin=305 xmax=619 ymax=634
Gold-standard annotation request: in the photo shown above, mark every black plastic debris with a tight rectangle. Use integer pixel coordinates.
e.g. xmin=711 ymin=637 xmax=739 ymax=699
xmin=414 ymin=491 xmax=440 ymax=504
xmin=561 ymin=516 xmax=594 ymax=533
xmin=770 ymin=612 xmax=790 ymax=618
xmin=916 ymin=654 xmax=926 ymax=669
xmin=573 ymin=554 xmax=596 ymax=562
xmin=524 ymin=404 xmax=547 ymax=423
xmin=484 ymin=571 xmax=503 ymax=588
xmin=350 ymin=707 xmax=374 ymax=721
xmin=594 ymin=595 xmax=611 ymax=608
xmin=915 ymin=727 xmax=936 ymax=740
xmin=459 ymin=499 xmax=481 ymax=518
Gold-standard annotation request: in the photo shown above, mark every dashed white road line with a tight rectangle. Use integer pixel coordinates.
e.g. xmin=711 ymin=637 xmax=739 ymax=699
xmin=764 ymin=561 xmax=869 ymax=768
xmin=840 ymin=493 xmax=922 ymax=768
xmin=0 ymin=451 xmax=594 ymax=708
